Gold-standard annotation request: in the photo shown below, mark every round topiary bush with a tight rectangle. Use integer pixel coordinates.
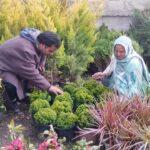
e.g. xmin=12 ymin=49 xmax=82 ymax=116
xmin=63 ymin=83 xmax=78 ymax=98
xmin=29 ymin=90 xmax=51 ymax=103
xmin=34 ymin=108 xmax=57 ymax=126
xmin=56 ymin=112 xmax=77 ymax=129
xmin=29 ymin=99 xmax=50 ymax=114
xmin=76 ymin=104 xmax=94 ymax=128
xmin=51 ymin=100 xmax=72 ymax=114
xmin=83 ymin=79 xmax=111 ymax=100
xmin=74 ymin=87 xmax=94 ymax=108
xmin=54 ymin=92 xmax=73 ymax=106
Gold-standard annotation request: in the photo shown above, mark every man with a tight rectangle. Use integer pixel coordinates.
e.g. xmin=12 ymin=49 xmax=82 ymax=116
xmin=0 ymin=28 xmax=63 ymax=112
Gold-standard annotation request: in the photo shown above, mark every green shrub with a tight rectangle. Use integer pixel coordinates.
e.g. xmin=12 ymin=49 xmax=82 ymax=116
xmin=93 ymin=25 xmax=121 ymax=71
xmin=54 ymin=92 xmax=73 ymax=106
xmin=56 ymin=112 xmax=77 ymax=129
xmin=34 ymin=108 xmax=56 ymax=126
xmin=51 ymin=100 xmax=72 ymax=114
xmin=29 ymin=99 xmax=50 ymax=114
xmin=63 ymin=83 xmax=78 ymax=97
xmin=29 ymin=90 xmax=51 ymax=103
xmin=76 ymin=104 xmax=94 ymax=128
xmin=83 ymin=79 xmax=99 ymax=90
xmin=83 ymin=79 xmax=111 ymax=100
xmin=74 ymin=87 xmax=94 ymax=108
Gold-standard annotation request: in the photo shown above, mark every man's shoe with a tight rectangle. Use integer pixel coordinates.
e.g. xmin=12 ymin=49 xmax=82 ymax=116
xmin=13 ymin=103 xmax=20 ymax=113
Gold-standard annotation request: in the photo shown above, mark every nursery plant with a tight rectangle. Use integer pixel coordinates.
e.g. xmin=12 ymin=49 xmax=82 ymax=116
xmin=56 ymin=112 xmax=77 ymax=129
xmin=29 ymin=90 xmax=51 ymax=103
xmin=51 ymin=100 xmax=72 ymax=114
xmin=83 ymin=79 xmax=111 ymax=100
xmin=34 ymin=108 xmax=57 ymax=126
xmin=75 ymin=104 xmax=94 ymax=128
xmin=29 ymin=99 xmax=50 ymax=114
xmin=77 ymin=94 xmax=150 ymax=149
xmin=63 ymin=83 xmax=78 ymax=98
xmin=74 ymin=87 xmax=94 ymax=108
xmin=54 ymin=92 xmax=73 ymax=107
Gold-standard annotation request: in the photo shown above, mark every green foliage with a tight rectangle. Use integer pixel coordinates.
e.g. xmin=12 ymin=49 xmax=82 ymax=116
xmin=128 ymin=9 xmax=149 ymax=55
xmin=29 ymin=90 xmax=51 ymax=103
xmin=54 ymin=92 xmax=73 ymax=106
xmin=83 ymin=79 xmax=99 ymax=90
xmin=29 ymin=99 xmax=50 ymax=114
xmin=74 ymin=87 xmax=94 ymax=108
xmin=59 ymin=1 xmax=97 ymax=82
xmin=8 ymin=120 xmax=26 ymax=141
xmin=95 ymin=25 xmax=121 ymax=60
xmin=75 ymin=104 xmax=94 ymax=128
xmin=56 ymin=112 xmax=77 ymax=129
xmin=34 ymin=108 xmax=56 ymax=126
xmin=0 ymin=0 xmax=27 ymax=43
xmin=63 ymin=83 xmax=78 ymax=99
xmin=51 ymin=100 xmax=72 ymax=114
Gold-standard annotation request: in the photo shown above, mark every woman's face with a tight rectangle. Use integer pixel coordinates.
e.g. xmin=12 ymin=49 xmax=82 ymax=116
xmin=114 ymin=44 xmax=126 ymax=60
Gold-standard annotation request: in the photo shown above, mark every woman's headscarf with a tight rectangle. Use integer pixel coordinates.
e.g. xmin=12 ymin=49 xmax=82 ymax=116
xmin=113 ymin=35 xmax=150 ymax=83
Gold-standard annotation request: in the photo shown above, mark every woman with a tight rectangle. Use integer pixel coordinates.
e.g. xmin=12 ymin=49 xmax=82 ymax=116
xmin=92 ymin=35 xmax=150 ymax=99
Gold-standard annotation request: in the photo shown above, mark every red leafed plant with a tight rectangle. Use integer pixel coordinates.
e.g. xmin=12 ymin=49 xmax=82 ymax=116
xmin=77 ymin=94 xmax=150 ymax=149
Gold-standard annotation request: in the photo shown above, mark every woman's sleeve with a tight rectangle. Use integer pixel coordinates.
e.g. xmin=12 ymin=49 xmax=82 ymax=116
xmin=127 ymin=58 xmax=144 ymax=98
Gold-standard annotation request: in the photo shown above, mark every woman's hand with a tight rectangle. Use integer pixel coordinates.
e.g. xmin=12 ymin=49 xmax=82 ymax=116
xmin=92 ymin=72 xmax=106 ymax=80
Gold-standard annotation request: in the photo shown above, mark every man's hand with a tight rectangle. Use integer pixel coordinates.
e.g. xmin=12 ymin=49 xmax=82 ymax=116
xmin=49 ymin=85 xmax=64 ymax=95
xmin=38 ymin=65 xmax=45 ymax=73
xmin=92 ymin=72 xmax=106 ymax=80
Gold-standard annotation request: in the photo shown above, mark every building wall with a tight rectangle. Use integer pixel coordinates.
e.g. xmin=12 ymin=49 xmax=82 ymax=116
xmin=97 ymin=16 xmax=132 ymax=31
xmin=98 ymin=0 xmax=150 ymax=31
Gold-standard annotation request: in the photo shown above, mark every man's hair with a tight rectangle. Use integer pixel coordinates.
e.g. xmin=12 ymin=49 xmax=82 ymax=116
xmin=37 ymin=31 xmax=61 ymax=48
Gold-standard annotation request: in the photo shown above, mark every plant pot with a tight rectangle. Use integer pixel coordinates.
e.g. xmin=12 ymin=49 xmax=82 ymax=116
xmin=55 ymin=126 xmax=77 ymax=142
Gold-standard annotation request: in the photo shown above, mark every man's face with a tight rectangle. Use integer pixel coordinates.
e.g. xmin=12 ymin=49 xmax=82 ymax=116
xmin=39 ymin=44 xmax=57 ymax=55
xmin=114 ymin=44 xmax=126 ymax=60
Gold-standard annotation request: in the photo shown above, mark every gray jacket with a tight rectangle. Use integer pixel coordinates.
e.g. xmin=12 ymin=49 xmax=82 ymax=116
xmin=0 ymin=31 xmax=50 ymax=99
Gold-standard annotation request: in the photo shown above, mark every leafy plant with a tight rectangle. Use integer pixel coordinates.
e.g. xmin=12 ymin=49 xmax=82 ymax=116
xmin=77 ymin=94 xmax=150 ymax=149
xmin=74 ymin=87 xmax=94 ymax=108
xmin=128 ymin=9 xmax=149 ymax=55
xmin=83 ymin=79 xmax=110 ymax=100
xmin=56 ymin=112 xmax=77 ymax=129
xmin=63 ymin=83 xmax=78 ymax=98
xmin=29 ymin=99 xmax=50 ymax=114
xmin=54 ymin=92 xmax=73 ymax=107
xmin=51 ymin=100 xmax=72 ymax=114
xmin=94 ymin=25 xmax=121 ymax=71
xmin=34 ymin=108 xmax=56 ymax=126
xmin=75 ymin=104 xmax=94 ymax=128
xmin=72 ymin=138 xmax=101 ymax=150
xmin=29 ymin=90 xmax=51 ymax=103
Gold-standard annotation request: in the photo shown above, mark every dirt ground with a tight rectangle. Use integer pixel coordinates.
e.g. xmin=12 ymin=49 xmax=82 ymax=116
xmin=0 ymin=103 xmax=42 ymax=147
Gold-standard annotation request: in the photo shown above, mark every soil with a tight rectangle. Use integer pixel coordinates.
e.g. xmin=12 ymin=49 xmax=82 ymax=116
xmin=0 ymin=103 xmax=42 ymax=147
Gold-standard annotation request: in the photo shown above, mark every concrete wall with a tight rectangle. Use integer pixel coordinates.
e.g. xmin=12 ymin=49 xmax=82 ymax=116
xmin=97 ymin=16 xmax=132 ymax=31
xmin=98 ymin=0 xmax=150 ymax=31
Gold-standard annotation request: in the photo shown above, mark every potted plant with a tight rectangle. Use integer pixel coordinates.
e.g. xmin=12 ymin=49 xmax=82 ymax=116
xmin=75 ymin=104 xmax=94 ymax=128
xmin=29 ymin=90 xmax=51 ymax=103
xmin=54 ymin=92 xmax=73 ymax=107
xmin=55 ymin=112 xmax=77 ymax=141
xmin=34 ymin=108 xmax=57 ymax=133
xmin=83 ymin=79 xmax=111 ymax=100
xmin=51 ymin=100 xmax=72 ymax=114
xmin=74 ymin=87 xmax=94 ymax=109
xmin=29 ymin=99 xmax=50 ymax=114
xmin=63 ymin=83 xmax=78 ymax=99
